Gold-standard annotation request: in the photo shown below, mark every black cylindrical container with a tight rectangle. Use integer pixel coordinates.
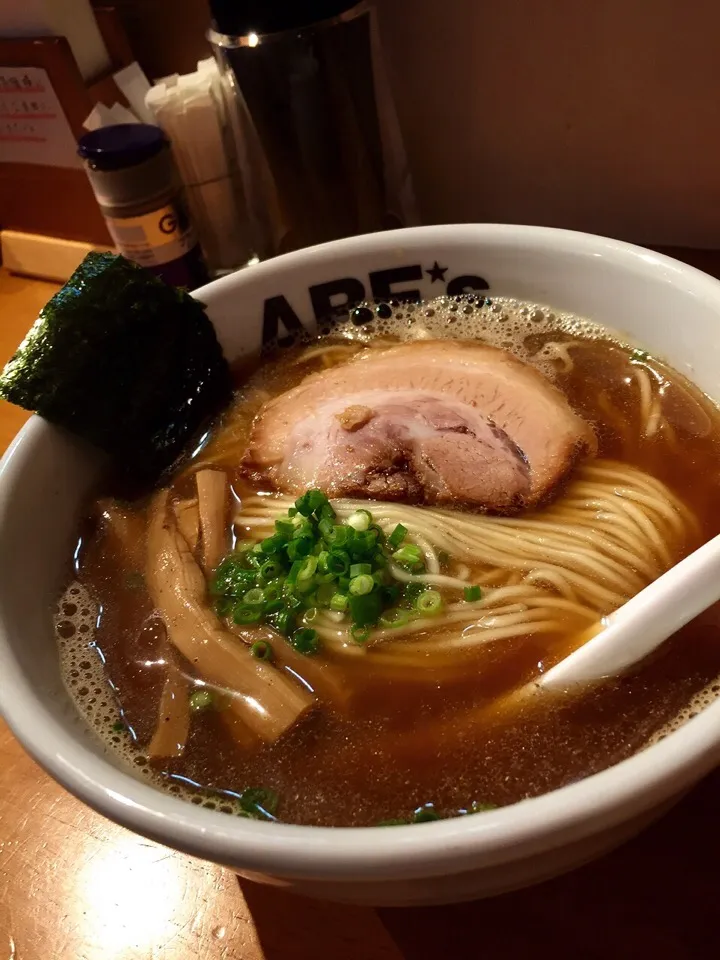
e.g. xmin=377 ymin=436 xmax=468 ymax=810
xmin=209 ymin=0 xmax=417 ymax=257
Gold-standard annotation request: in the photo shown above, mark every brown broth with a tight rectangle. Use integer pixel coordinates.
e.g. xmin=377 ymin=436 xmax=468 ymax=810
xmin=61 ymin=298 xmax=720 ymax=826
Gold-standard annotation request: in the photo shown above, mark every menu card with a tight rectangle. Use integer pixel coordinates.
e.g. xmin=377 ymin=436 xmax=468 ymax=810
xmin=0 ymin=65 xmax=81 ymax=169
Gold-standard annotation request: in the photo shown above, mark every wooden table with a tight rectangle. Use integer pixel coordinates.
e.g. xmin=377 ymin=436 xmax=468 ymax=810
xmin=2 ymin=264 xmax=720 ymax=960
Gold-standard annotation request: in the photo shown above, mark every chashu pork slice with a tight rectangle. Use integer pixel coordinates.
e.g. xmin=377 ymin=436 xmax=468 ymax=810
xmin=243 ymin=340 xmax=596 ymax=513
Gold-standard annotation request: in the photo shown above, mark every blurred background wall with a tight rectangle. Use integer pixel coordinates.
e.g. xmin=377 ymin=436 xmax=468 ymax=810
xmin=375 ymin=0 xmax=720 ymax=246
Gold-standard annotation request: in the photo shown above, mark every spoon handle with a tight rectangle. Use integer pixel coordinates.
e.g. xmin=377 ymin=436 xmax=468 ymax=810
xmin=539 ymin=533 xmax=720 ymax=690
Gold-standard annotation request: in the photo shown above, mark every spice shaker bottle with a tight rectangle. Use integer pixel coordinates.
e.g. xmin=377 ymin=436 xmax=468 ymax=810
xmin=209 ymin=0 xmax=417 ymax=258
xmin=78 ymin=124 xmax=210 ymax=290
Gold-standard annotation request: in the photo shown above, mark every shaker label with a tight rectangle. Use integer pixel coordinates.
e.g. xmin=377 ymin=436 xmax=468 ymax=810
xmin=104 ymin=202 xmax=198 ymax=268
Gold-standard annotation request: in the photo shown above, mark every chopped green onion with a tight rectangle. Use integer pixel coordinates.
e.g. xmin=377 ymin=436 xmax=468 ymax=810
xmin=401 ymin=582 xmax=425 ymax=607
xmin=291 ymin=627 xmax=320 ymax=655
xmin=392 ymin=544 xmax=424 ymax=570
xmin=316 ymin=582 xmax=336 ymax=607
xmin=413 ymin=803 xmax=440 ymax=823
xmin=464 ymin=584 xmax=482 ymax=602
xmin=308 ymin=490 xmax=329 ymax=512
xmin=233 ymin=604 xmax=263 ymax=624
xmin=283 ymin=591 xmax=302 ymax=610
xmin=267 ymin=608 xmax=294 ymax=636
xmin=369 ymin=524 xmax=386 ymax=544
xmin=292 ymin=516 xmax=309 ymax=534
xmin=329 ymin=525 xmax=351 ymax=547
xmin=260 ymin=559 xmax=284 ymax=581
xmin=349 ymin=590 xmax=382 ymax=626
xmin=347 ymin=509 xmax=372 ymax=531
xmin=379 ymin=608 xmax=410 ymax=629
xmin=330 ymin=592 xmax=348 ymax=612
xmin=380 ymin=583 xmax=400 ymax=606
xmin=327 ymin=550 xmax=350 ymax=575
xmin=262 ymin=581 xmax=283 ymax=603
xmin=215 ymin=595 xmax=234 ymax=617
xmin=349 ymin=574 xmax=374 ymax=596
xmin=294 ymin=492 xmax=313 ymax=517
xmin=351 ymin=624 xmax=371 ymax=644
xmin=261 ymin=533 xmax=286 ymax=554
xmin=295 ymin=489 xmax=329 ymax=517
xmin=351 ymin=529 xmax=378 ymax=555
xmin=211 ymin=558 xmax=256 ymax=596
xmin=240 ymin=787 xmax=279 ymax=818
xmin=274 ymin=519 xmax=295 ymax=539
xmin=318 ymin=517 xmax=334 ymax=540
xmin=470 ymin=800 xmax=498 ymax=813
xmin=243 ymin=587 xmax=265 ymax=606
xmin=250 ymin=640 xmax=273 ymax=661
xmin=189 ymin=689 xmax=214 ymax=712
xmin=214 ymin=487 xmax=450 ymax=650
xmin=287 ymin=537 xmax=313 ymax=560
xmin=296 ymin=555 xmax=318 ymax=581
xmin=388 ymin=523 xmax=407 ymax=548
xmin=416 ymin=590 xmax=443 ymax=616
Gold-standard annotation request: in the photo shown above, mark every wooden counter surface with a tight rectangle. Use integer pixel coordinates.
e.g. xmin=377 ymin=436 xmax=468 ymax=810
xmin=1 ymin=264 xmax=720 ymax=959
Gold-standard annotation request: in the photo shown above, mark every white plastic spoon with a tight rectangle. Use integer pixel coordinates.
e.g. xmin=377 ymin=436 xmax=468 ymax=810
xmin=538 ymin=533 xmax=720 ymax=690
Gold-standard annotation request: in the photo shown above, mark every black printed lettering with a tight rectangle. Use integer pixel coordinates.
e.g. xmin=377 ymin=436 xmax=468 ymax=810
xmin=309 ymin=278 xmax=366 ymax=321
xmin=369 ymin=265 xmax=423 ymax=303
xmin=262 ymin=296 xmax=308 ymax=347
xmin=446 ymin=275 xmax=490 ymax=296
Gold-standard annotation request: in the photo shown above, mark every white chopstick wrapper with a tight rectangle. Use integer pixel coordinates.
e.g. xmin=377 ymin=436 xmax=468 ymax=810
xmin=145 ymin=60 xmax=250 ymax=272
xmin=83 ymin=103 xmax=138 ymax=132
xmin=114 ymin=62 xmax=154 ymax=124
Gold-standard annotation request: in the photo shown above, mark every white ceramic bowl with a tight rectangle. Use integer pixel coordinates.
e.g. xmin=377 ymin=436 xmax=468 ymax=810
xmin=2 ymin=225 xmax=720 ymax=907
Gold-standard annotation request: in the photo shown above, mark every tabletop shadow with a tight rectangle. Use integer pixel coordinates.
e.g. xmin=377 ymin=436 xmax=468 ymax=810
xmin=377 ymin=768 xmax=720 ymax=960
xmin=239 ymin=769 xmax=720 ymax=960
xmin=239 ymin=877 xmax=403 ymax=960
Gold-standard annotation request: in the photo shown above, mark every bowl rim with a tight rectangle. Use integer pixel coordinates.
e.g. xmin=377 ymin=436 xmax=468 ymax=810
xmin=2 ymin=222 xmax=720 ymax=882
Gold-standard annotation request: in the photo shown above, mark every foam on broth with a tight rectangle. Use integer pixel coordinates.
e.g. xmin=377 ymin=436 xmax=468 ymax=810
xmin=55 ymin=295 xmax=720 ymax=824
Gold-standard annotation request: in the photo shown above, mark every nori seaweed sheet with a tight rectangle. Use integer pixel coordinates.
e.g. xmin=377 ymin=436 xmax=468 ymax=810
xmin=0 ymin=252 xmax=232 ymax=489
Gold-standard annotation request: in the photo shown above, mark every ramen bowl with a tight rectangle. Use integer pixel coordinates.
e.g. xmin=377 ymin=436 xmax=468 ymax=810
xmin=2 ymin=224 xmax=720 ymax=907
